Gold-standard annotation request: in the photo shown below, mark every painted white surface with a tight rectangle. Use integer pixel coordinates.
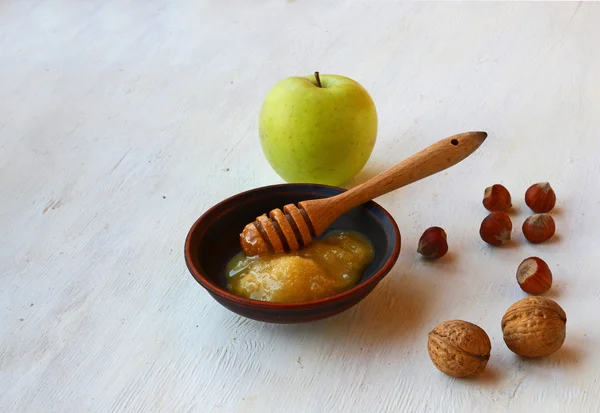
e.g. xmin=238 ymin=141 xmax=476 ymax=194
xmin=1 ymin=1 xmax=599 ymax=412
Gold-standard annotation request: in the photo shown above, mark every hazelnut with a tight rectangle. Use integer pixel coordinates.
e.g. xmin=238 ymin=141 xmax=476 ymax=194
xmin=525 ymin=182 xmax=556 ymax=213
xmin=483 ymin=184 xmax=512 ymax=212
xmin=428 ymin=320 xmax=491 ymax=378
xmin=501 ymin=296 xmax=566 ymax=358
xmin=516 ymin=257 xmax=552 ymax=295
xmin=479 ymin=211 xmax=512 ymax=246
xmin=522 ymin=214 xmax=555 ymax=243
xmin=417 ymin=227 xmax=448 ymax=259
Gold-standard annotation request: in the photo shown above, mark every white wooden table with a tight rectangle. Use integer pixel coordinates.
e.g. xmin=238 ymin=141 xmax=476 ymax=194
xmin=2 ymin=2 xmax=599 ymax=412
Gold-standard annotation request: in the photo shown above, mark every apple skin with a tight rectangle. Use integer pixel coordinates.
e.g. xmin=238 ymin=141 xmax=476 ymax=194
xmin=259 ymin=74 xmax=377 ymax=186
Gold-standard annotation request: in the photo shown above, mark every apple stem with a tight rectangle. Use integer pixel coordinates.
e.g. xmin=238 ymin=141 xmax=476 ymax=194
xmin=314 ymin=71 xmax=322 ymax=88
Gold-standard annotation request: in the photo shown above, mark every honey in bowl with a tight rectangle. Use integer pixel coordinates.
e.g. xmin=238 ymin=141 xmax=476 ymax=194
xmin=226 ymin=231 xmax=374 ymax=302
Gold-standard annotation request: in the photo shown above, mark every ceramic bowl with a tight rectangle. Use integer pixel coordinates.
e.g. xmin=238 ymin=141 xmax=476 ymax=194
xmin=184 ymin=183 xmax=400 ymax=323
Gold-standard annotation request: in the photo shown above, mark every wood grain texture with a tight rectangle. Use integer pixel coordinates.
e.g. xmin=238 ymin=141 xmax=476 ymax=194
xmin=243 ymin=131 xmax=485 ymax=255
xmin=1 ymin=1 xmax=599 ymax=412
xmin=300 ymin=131 xmax=486 ymax=235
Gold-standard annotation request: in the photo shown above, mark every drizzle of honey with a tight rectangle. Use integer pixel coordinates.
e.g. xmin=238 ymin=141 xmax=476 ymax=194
xmin=226 ymin=231 xmax=374 ymax=302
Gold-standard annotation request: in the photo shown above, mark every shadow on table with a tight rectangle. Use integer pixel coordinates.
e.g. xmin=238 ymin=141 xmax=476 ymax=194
xmin=266 ymin=267 xmax=439 ymax=355
xmin=522 ymin=344 xmax=584 ymax=369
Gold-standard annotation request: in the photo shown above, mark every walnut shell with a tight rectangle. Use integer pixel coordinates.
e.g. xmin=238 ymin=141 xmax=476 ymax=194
xmin=427 ymin=320 xmax=491 ymax=378
xmin=501 ymin=296 xmax=566 ymax=358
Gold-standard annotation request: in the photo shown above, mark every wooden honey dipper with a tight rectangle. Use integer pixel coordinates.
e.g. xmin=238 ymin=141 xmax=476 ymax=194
xmin=240 ymin=131 xmax=487 ymax=256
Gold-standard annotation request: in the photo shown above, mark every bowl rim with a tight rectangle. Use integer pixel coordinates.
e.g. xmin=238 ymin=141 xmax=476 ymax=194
xmin=184 ymin=183 xmax=401 ymax=309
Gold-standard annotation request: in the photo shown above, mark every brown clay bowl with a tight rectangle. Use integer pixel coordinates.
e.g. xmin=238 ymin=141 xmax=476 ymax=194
xmin=184 ymin=183 xmax=400 ymax=323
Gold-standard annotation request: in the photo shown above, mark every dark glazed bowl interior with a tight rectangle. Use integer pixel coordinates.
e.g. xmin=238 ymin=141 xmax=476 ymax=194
xmin=185 ymin=183 xmax=400 ymax=323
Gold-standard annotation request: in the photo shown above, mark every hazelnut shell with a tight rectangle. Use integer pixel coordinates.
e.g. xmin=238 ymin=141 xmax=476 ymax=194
xmin=525 ymin=182 xmax=556 ymax=213
xmin=480 ymin=211 xmax=512 ymax=246
xmin=483 ymin=184 xmax=512 ymax=212
xmin=417 ymin=227 xmax=448 ymax=259
xmin=516 ymin=257 xmax=552 ymax=295
xmin=522 ymin=214 xmax=555 ymax=243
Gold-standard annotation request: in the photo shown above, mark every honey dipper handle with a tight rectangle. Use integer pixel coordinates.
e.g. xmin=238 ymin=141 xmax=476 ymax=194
xmin=299 ymin=131 xmax=487 ymax=235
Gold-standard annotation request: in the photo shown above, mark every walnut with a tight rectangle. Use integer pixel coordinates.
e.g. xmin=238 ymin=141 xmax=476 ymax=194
xmin=427 ymin=320 xmax=491 ymax=378
xmin=501 ymin=296 xmax=566 ymax=358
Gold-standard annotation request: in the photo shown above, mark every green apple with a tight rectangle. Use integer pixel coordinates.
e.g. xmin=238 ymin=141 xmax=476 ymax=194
xmin=259 ymin=73 xmax=377 ymax=186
